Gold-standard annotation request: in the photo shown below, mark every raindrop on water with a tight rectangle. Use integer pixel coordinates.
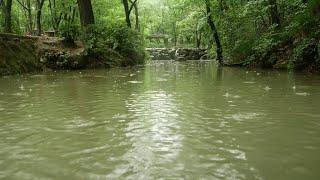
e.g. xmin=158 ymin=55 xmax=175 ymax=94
xmin=223 ymin=92 xmax=230 ymax=98
xmin=264 ymin=86 xmax=272 ymax=91
xmin=19 ymin=85 xmax=25 ymax=91
xmin=296 ymin=92 xmax=310 ymax=96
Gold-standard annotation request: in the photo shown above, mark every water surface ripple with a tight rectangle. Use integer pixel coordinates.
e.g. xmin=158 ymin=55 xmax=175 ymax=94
xmin=0 ymin=61 xmax=320 ymax=179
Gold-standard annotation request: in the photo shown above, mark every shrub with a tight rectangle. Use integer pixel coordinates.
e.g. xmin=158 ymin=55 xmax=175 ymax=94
xmin=59 ymin=23 xmax=81 ymax=47
xmin=82 ymin=23 xmax=146 ymax=67
xmin=292 ymin=38 xmax=319 ymax=70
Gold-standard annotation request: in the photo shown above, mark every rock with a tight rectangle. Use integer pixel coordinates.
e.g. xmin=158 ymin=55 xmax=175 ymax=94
xmin=176 ymin=57 xmax=186 ymax=61
xmin=146 ymin=48 xmax=208 ymax=61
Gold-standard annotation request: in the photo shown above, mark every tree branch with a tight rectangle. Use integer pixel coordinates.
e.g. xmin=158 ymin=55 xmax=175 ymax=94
xmin=16 ymin=0 xmax=30 ymax=11
xmin=128 ymin=0 xmax=137 ymax=14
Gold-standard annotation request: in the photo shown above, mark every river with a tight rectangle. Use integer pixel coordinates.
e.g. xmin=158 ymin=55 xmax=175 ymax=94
xmin=0 ymin=61 xmax=319 ymax=179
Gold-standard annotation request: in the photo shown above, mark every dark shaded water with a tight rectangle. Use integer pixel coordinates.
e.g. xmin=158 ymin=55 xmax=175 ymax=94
xmin=0 ymin=61 xmax=320 ymax=179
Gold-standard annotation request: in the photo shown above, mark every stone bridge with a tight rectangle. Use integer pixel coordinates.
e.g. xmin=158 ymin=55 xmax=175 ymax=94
xmin=146 ymin=48 xmax=208 ymax=61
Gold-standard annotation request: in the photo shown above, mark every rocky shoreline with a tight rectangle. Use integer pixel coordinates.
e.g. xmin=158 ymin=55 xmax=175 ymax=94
xmin=146 ymin=48 xmax=208 ymax=61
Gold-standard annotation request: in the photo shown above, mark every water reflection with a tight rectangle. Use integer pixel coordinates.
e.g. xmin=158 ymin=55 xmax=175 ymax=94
xmin=109 ymin=90 xmax=182 ymax=179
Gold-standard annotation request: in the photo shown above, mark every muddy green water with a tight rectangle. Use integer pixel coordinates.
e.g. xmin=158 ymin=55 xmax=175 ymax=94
xmin=0 ymin=61 xmax=320 ymax=179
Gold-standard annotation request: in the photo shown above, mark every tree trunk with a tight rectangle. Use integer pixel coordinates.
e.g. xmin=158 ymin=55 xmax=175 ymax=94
xmin=27 ymin=0 xmax=33 ymax=32
xmin=205 ymin=0 xmax=223 ymax=64
xmin=122 ymin=0 xmax=131 ymax=28
xmin=36 ymin=0 xmax=45 ymax=36
xmin=77 ymin=0 xmax=95 ymax=27
xmin=133 ymin=2 xmax=139 ymax=31
xmin=16 ymin=0 xmax=33 ymax=32
xmin=195 ymin=21 xmax=202 ymax=48
xmin=36 ymin=9 xmax=41 ymax=35
xmin=196 ymin=30 xmax=201 ymax=48
xmin=48 ymin=0 xmax=61 ymax=30
xmin=268 ymin=0 xmax=280 ymax=27
xmin=2 ymin=0 xmax=13 ymax=33
xmin=173 ymin=22 xmax=177 ymax=47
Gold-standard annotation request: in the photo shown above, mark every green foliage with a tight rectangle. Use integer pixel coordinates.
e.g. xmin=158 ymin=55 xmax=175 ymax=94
xmin=211 ymin=0 xmax=320 ymax=70
xmin=0 ymin=10 xmax=3 ymax=32
xmin=82 ymin=23 xmax=146 ymax=67
xmin=292 ymin=38 xmax=319 ymax=70
xmin=59 ymin=24 xmax=80 ymax=44
xmin=1 ymin=0 xmax=319 ymax=71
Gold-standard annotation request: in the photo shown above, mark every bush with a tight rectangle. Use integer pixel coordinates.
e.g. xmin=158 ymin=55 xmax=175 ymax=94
xmin=59 ymin=23 xmax=81 ymax=47
xmin=220 ymin=0 xmax=320 ymax=71
xmin=292 ymin=38 xmax=319 ymax=70
xmin=81 ymin=23 xmax=146 ymax=67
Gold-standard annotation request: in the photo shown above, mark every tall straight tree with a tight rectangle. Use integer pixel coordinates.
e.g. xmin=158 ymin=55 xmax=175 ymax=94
xmin=1 ymin=0 xmax=13 ymax=33
xmin=77 ymin=0 xmax=95 ymax=26
xmin=26 ymin=0 xmax=32 ymax=32
xmin=195 ymin=21 xmax=202 ymax=48
xmin=205 ymin=0 xmax=223 ymax=64
xmin=36 ymin=0 xmax=45 ymax=35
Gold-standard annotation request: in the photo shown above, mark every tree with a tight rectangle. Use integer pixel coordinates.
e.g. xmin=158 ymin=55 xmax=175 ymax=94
xmin=205 ymin=0 xmax=223 ymax=64
xmin=129 ymin=0 xmax=140 ymax=31
xmin=122 ymin=0 xmax=139 ymax=29
xmin=16 ymin=0 xmax=33 ymax=32
xmin=1 ymin=0 xmax=13 ymax=33
xmin=48 ymin=0 xmax=63 ymax=31
xmin=77 ymin=0 xmax=95 ymax=26
xmin=122 ymin=0 xmax=131 ymax=28
xmin=36 ymin=0 xmax=45 ymax=35
xmin=195 ymin=21 xmax=202 ymax=48
xmin=268 ymin=0 xmax=280 ymax=27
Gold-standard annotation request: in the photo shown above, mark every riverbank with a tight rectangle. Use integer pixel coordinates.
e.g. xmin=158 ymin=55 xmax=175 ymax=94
xmin=0 ymin=33 xmax=144 ymax=76
xmin=1 ymin=33 xmax=319 ymax=76
xmin=224 ymin=38 xmax=320 ymax=73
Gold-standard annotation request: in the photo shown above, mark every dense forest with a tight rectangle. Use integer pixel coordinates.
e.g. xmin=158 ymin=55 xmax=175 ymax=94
xmin=0 ymin=0 xmax=320 ymax=71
